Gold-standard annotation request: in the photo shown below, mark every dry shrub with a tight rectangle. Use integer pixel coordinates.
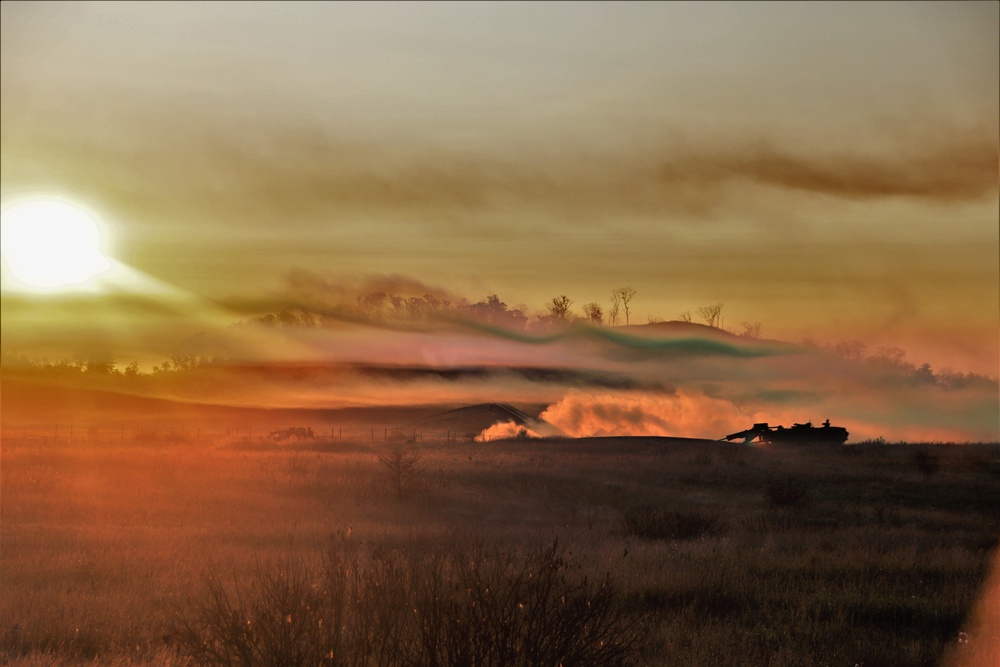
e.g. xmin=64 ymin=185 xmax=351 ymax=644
xmin=174 ymin=539 xmax=647 ymax=667
xmin=621 ymin=505 xmax=727 ymax=541
xmin=174 ymin=557 xmax=335 ymax=667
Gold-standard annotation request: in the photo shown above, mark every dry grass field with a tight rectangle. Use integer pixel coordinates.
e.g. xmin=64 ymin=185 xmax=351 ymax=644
xmin=2 ymin=432 xmax=999 ymax=666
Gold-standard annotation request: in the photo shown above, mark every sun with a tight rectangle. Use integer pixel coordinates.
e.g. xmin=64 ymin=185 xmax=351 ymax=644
xmin=1 ymin=199 xmax=112 ymax=291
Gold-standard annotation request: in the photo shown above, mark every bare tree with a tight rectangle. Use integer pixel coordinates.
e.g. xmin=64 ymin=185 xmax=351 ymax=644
xmin=547 ymin=295 xmax=574 ymax=319
xmin=608 ymin=291 xmax=621 ymax=326
xmin=613 ymin=287 xmax=637 ymax=325
xmin=741 ymin=321 xmax=763 ymax=339
xmin=697 ymin=303 xmax=724 ymax=328
xmin=582 ymin=302 xmax=603 ymax=325
xmin=678 ymin=311 xmax=692 ymax=323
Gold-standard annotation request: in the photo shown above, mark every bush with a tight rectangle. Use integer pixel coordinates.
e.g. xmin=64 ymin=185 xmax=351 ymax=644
xmin=175 ymin=557 xmax=338 ymax=667
xmin=175 ymin=539 xmax=648 ymax=667
xmin=621 ymin=505 xmax=727 ymax=541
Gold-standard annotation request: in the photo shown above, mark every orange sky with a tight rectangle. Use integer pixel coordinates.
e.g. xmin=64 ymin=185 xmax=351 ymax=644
xmin=1 ymin=2 xmax=998 ymax=434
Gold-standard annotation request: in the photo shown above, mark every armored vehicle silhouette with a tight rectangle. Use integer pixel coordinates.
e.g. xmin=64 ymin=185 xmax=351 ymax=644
xmin=724 ymin=420 xmax=849 ymax=445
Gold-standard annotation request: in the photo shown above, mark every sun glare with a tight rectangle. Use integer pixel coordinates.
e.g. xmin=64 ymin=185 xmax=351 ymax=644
xmin=0 ymin=199 xmax=112 ymax=291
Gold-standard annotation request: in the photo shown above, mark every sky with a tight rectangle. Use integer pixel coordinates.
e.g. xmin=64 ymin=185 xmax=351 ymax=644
xmin=1 ymin=2 xmax=998 ymax=439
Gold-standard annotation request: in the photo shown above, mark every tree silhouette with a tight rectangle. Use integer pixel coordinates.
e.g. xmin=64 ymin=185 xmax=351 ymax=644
xmin=608 ymin=291 xmax=621 ymax=326
xmin=389 ymin=295 xmax=405 ymax=317
xmin=466 ymin=294 xmax=528 ymax=329
xmin=85 ymin=358 xmax=117 ymax=375
xmin=582 ymin=302 xmax=603 ymax=324
xmin=913 ymin=363 xmax=936 ymax=384
xmin=874 ymin=345 xmax=907 ymax=367
xmin=360 ymin=292 xmax=388 ymax=318
xmin=547 ymin=295 xmax=574 ymax=319
xmin=480 ymin=294 xmax=509 ymax=324
xmin=697 ymin=303 xmax=724 ymax=328
xmin=741 ymin=321 xmax=762 ymax=338
xmin=405 ymin=296 xmax=430 ymax=320
xmin=834 ymin=339 xmax=867 ymax=361
xmin=613 ymin=287 xmax=637 ymax=325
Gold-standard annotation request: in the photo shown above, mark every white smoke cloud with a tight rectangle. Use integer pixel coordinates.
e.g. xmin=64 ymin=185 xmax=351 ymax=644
xmin=474 ymin=421 xmax=542 ymax=442
xmin=538 ymin=389 xmax=764 ymax=439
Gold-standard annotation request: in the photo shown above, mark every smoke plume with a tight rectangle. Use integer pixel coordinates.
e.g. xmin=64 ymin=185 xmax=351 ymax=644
xmin=475 ymin=421 xmax=542 ymax=442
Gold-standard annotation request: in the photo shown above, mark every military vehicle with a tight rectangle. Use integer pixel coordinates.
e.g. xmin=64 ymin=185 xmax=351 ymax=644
xmin=724 ymin=420 xmax=849 ymax=445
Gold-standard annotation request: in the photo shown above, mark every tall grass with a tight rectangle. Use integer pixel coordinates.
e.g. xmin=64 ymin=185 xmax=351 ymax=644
xmin=621 ymin=505 xmax=727 ymax=540
xmin=376 ymin=445 xmax=426 ymax=499
xmin=2 ymin=437 xmax=998 ymax=665
xmin=175 ymin=539 xmax=645 ymax=667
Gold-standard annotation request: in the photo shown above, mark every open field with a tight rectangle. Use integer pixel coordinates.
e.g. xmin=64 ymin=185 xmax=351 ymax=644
xmin=3 ymin=4 xmax=999 ymax=666
xmin=2 ymin=432 xmax=999 ymax=666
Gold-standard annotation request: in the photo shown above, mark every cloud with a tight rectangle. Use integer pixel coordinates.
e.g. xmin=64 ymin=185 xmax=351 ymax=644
xmin=4 ymin=112 xmax=995 ymax=239
xmin=657 ymin=136 xmax=999 ymax=201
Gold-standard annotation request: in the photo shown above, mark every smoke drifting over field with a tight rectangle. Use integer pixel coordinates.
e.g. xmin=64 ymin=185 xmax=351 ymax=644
xmin=475 ymin=421 xmax=543 ymax=442
xmin=3 ymin=294 xmax=996 ymax=442
xmin=540 ymin=391 xmax=767 ymax=439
